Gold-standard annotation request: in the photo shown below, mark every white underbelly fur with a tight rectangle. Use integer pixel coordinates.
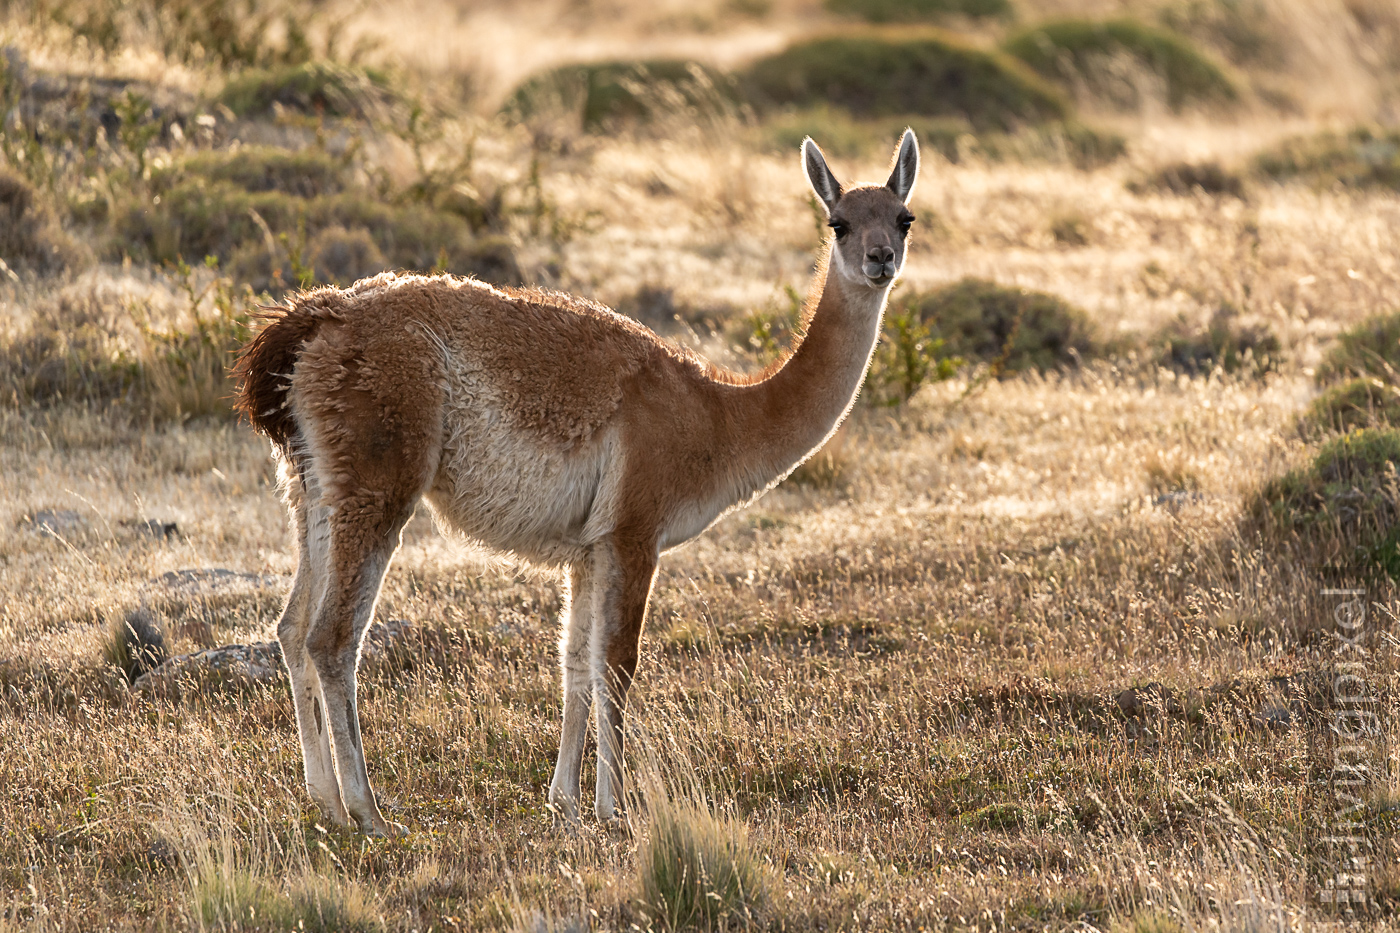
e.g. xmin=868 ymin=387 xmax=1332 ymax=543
xmin=424 ymin=392 xmax=616 ymax=567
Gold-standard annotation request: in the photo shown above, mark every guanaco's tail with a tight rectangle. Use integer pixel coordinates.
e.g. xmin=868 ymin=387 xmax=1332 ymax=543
xmin=232 ymin=303 xmax=328 ymax=455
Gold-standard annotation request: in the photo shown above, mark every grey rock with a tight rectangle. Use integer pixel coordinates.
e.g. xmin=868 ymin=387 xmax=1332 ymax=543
xmin=133 ymin=619 xmax=415 ymax=697
xmin=21 ymin=509 xmax=87 ymax=538
xmin=152 ymin=568 xmax=281 ymax=595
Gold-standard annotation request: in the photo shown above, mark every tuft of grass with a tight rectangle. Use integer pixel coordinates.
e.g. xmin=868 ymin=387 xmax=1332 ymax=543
xmin=194 ymin=863 xmax=382 ymax=932
xmin=744 ymin=30 xmax=1070 ymax=132
xmin=1254 ymin=126 xmax=1400 ymax=191
xmin=100 ymin=608 xmax=167 ymax=684
xmin=1315 ymin=310 xmax=1400 ymax=384
xmin=1128 ymin=160 xmax=1246 ymax=198
xmin=1302 ymin=378 xmax=1400 ymax=436
xmin=824 ymin=0 xmax=1010 ymax=24
xmin=1003 ymin=18 xmax=1238 ymax=112
xmin=907 ymin=277 xmax=1095 ymax=375
xmin=218 ymin=61 xmax=398 ymax=119
xmin=636 ymin=795 xmax=770 ymax=931
xmin=1149 ymin=306 xmax=1280 ymax=377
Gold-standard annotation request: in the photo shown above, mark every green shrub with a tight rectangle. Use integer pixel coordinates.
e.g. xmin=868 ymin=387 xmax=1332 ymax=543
xmin=504 ymin=60 xmax=741 ymax=131
xmin=824 ymin=0 xmax=1011 ymax=23
xmin=1254 ymin=126 xmax=1400 ymax=191
xmin=218 ymin=62 xmax=397 ymax=119
xmin=1128 ymin=160 xmax=1246 ymax=197
xmin=744 ymin=30 xmax=1070 ymax=131
xmin=1316 ymin=311 xmax=1400 ymax=384
xmin=1003 ymin=18 xmax=1238 ymax=111
xmin=1251 ymin=428 xmax=1400 ymax=581
xmin=907 ymin=278 xmax=1095 ymax=375
xmin=1303 ymin=379 xmax=1400 ymax=436
xmin=1150 ymin=306 xmax=1279 ymax=377
xmin=0 ymin=168 xmax=82 ymax=275
xmin=864 ymin=306 xmax=962 ymax=405
xmin=636 ymin=797 xmax=769 ymax=930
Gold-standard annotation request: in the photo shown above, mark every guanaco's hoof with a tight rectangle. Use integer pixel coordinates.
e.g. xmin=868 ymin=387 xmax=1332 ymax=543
xmin=361 ymin=819 xmax=409 ymax=839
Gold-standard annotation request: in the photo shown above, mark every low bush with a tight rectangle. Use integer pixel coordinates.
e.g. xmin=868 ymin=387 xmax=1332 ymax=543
xmin=307 ymin=226 xmax=387 ymax=285
xmin=1003 ymin=18 xmax=1238 ymax=111
xmin=763 ymin=109 xmax=1123 ymax=168
xmin=504 ymin=60 xmax=741 ymax=131
xmin=1302 ymin=378 xmax=1400 ymax=437
xmin=824 ymin=0 xmax=1010 ymax=23
xmin=218 ymin=62 xmax=397 ymax=119
xmin=864 ymin=306 xmax=962 ymax=405
xmin=1128 ymin=160 xmax=1246 ymax=197
xmin=1150 ymin=306 xmax=1280 ymax=377
xmin=113 ymin=154 xmax=521 ymax=286
xmin=1250 ymin=428 xmax=1400 ymax=582
xmin=0 ymin=271 xmax=252 ymax=422
xmin=162 ymin=146 xmax=351 ymax=198
xmin=743 ymin=30 xmax=1070 ymax=131
xmin=0 ymin=292 xmax=136 ymax=406
xmin=1315 ymin=311 xmax=1400 ymax=383
xmin=0 ymin=168 xmax=83 ymax=275
xmin=1254 ymin=126 xmax=1400 ymax=191
xmin=908 ymin=278 xmax=1095 ymax=375
xmin=42 ymin=0 xmax=328 ymax=68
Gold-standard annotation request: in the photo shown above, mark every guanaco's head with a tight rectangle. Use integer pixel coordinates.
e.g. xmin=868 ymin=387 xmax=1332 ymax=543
xmin=803 ymin=129 xmax=919 ymax=290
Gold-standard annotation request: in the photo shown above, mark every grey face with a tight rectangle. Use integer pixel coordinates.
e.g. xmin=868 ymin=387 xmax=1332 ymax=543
xmin=826 ymin=187 xmax=916 ymax=288
xmin=803 ymin=129 xmax=921 ymax=290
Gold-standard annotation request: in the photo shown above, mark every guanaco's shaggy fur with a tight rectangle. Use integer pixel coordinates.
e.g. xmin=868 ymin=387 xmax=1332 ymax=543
xmin=234 ymin=131 xmax=920 ymax=835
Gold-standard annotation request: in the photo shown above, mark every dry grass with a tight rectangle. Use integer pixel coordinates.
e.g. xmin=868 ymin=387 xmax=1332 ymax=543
xmin=2 ymin=0 xmax=1399 ymax=929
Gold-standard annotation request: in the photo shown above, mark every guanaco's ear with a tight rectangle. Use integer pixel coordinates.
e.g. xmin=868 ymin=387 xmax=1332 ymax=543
xmin=802 ymin=137 xmax=842 ymax=215
xmin=886 ymin=128 xmax=919 ymax=204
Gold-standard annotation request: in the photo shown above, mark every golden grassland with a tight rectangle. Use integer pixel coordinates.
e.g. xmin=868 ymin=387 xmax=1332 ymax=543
xmin=2 ymin=0 xmax=1400 ymax=929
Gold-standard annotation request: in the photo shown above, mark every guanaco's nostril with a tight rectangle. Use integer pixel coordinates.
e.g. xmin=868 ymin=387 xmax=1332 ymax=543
xmin=867 ymin=246 xmax=894 ymax=264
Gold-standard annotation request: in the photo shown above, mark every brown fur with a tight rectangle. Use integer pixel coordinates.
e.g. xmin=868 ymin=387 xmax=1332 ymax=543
xmin=236 ymin=132 xmax=921 ymax=833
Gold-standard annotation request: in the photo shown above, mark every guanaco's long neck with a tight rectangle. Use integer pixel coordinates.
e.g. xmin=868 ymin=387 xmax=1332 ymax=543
xmin=729 ymin=251 xmax=889 ymax=486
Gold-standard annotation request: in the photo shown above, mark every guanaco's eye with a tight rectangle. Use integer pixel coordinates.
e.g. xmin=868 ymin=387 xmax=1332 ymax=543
xmin=829 ymin=220 xmax=849 ymax=239
xmin=898 ymin=215 xmax=915 ymax=235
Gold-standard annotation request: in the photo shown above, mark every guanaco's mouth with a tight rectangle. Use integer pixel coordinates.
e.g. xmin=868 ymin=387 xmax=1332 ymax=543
xmin=862 ymin=263 xmax=896 ymax=286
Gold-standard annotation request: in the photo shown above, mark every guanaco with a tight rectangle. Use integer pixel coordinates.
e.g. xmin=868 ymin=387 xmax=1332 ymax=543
xmin=234 ymin=130 xmax=919 ymax=835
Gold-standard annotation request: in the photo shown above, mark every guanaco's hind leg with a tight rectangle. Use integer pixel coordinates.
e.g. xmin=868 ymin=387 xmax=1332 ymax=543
xmin=548 ymin=556 xmax=597 ymax=823
xmin=590 ymin=533 xmax=658 ymax=823
xmin=304 ymin=495 xmax=412 ymax=837
xmin=276 ymin=470 xmax=348 ymax=824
